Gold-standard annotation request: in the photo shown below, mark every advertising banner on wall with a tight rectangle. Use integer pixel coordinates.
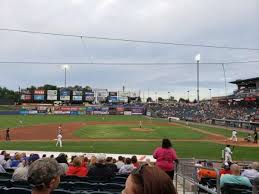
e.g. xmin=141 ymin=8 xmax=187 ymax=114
xmin=94 ymin=89 xmax=108 ymax=102
xmin=131 ymin=105 xmax=144 ymax=115
xmin=34 ymin=95 xmax=45 ymax=101
xmin=73 ymin=96 xmax=82 ymax=101
xmin=118 ymin=96 xmax=128 ymax=103
xmin=85 ymin=92 xmax=95 ymax=102
xmin=116 ymin=106 xmax=124 ymax=115
xmin=34 ymin=90 xmax=45 ymax=95
xmin=47 ymin=90 xmax=57 ymax=101
xmin=73 ymin=91 xmax=83 ymax=96
xmin=60 ymin=90 xmax=70 ymax=101
xmin=21 ymin=94 xmax=32 ymax=101
xmin=109 ymin=92 xmax=117 ymax=96
xmin=118 ymin=91 xmax=130 ymax=97
xmin=124 ymin=111 xmax=132 ymax=115
xmin=93 ymin=106 xmax=109 ymax=115
xmin=108 ymin=96 xmax=118 ymax=103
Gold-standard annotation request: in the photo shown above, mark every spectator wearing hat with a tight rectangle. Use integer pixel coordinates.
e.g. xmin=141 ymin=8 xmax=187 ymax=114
xmin=88 ymin=153 xmax=115 ymax=181
xmin=28 ymin=158 xmax=63 ymax=194
xmin=55 ymin=153 xmax=68 ymax=174
xmin=66 ymin=156 xmax=88 ymax=177
xmin=12 ymin=154 xmax=40 ymax=181
xmin=219 ymin=162 xmax=232 ymax=177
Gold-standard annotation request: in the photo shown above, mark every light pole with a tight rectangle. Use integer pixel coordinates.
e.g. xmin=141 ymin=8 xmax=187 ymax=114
xmin=62 ymin=64 xmax=70 ymax=88
xmin=155 ymin=92 xmax=157 ymax=103
xmin=222 ymin=63 xmax=227 ymax=96
xmin=187 ymin=90 xmax=190 ymax=101
xmin=195 ymin=54 xmax=201 ymax=103
xmin=209 ymin=88 xmax=212 ymax=99
xmin=168 ymin=91 xmax=170 ymax=101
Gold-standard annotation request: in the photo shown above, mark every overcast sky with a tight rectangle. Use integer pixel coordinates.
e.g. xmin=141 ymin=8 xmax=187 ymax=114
xmin=0 ymin=0 xmax=259 ymax=100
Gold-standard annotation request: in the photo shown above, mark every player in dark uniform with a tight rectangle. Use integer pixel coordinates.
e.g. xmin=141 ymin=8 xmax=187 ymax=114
xmin=5 ymin=128 xmax=10 ymax=141
xmin=254 ymin=130 xmax=258 ymax=144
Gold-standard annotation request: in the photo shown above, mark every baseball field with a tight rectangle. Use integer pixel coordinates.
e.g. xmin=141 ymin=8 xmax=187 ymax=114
xmin=0 ymin=115 xmax=259 ymax=161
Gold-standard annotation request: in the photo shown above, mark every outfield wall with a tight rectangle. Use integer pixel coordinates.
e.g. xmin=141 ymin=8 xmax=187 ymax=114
xmin=18 ymin=104 xmax=146 ymax=116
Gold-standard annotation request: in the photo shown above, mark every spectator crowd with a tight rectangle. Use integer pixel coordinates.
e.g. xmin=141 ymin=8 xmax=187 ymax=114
xmin=147 ymin=101 xmax=259 ymax=122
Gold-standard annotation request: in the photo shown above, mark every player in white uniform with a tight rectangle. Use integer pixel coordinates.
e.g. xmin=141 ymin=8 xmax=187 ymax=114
xmin=139 ymin=121 xmax=142 ymax=128
xmin=56 ymin=133 xmax=63 ymax=147
xmin=224 ymin=145 xmax=233 ymax=163
xmin=58 ymin=124 xmax=62 ymax=134
xmin=230 ymin=129 xmax=237 ymax=142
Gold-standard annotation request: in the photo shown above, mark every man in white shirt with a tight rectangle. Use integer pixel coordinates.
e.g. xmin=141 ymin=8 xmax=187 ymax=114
xmin=230 ymin=130 xmax=237 ymax=142
xmin=241 ymin=162 xmax=259 ymax=180
xmin=56 ymin=133 xmax=63 ymax=147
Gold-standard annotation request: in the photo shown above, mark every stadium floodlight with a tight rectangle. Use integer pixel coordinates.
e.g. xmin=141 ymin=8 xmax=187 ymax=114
xmin=195 ymin=54 xmax=201 ymax=62
xmin=62 ymin=64 xmax=70 ymax=88
xmin=195 ymin=54 xmax=200 ymax=104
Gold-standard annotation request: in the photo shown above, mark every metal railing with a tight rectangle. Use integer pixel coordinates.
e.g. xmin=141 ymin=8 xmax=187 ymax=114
xmin=175 ymin=162 xmax=259 ymax=194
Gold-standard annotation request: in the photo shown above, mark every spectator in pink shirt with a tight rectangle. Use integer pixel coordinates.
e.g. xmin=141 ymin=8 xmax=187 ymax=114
xmin=153 ymin=138 xmax=178 ymax=180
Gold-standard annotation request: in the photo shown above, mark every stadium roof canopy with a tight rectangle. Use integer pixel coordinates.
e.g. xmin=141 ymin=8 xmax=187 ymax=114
xmin=230 ymin=77 xmax=259 ymax=85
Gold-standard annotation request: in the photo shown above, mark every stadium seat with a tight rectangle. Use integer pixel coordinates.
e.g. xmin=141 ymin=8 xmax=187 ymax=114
xmin=99 ymin=183 xmax=124 ymax=193
xmin=88 ymin=192 xmax=113 ymax=194
xmin=61 ymin=175 xmax=82 ymax=182
xmin=109 ymin=177 xmax=127 ymax=184
xmin=52 ymin=189 xmax=80 ymax=194
xmin=4 ymin=168 xmax=14 ymax=174
xmin=0 ymin=173 xmax=12 ymax=179
xmin=10 ymin=180 xmax=31 ymax=189
xmin=73 ymin=181 xmax=98 ymax=192
xmin=198 ymin=177 xmax=216 ymax=193
xmin=1 ymin=187 xmax=31 ymax=194
xmin=0 ymin=179 xmax=11 ymax=187
xmin=221 ymin=183 xmax=252 ymax=194
xmin=58 ymin=182 xmax=75 ymax=191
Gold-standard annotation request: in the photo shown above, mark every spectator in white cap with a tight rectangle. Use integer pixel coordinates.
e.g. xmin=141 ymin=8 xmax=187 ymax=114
xmin=88 ymin=153 xmax=115 ymax=181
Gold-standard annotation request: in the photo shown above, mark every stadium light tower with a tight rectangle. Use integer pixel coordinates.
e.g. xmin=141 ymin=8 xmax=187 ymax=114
xmin=195 ymin=54 xmax=201 ymax=104
xmin=187 ymin=90 xmax=190 ymax=101
xmin=209 ymin=88 xmax=212 ymax=99
xmin=62 ymin=64 xmax=70 ymax=88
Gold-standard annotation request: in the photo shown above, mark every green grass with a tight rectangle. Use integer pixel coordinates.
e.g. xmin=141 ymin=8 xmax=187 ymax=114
xmin=0 ymin=141 xmax=258 ymax=161
xmin=74 ymin=124 xmax=205 ymax=139
xmin=0 ymin=105 xmax=18 ymax=111
xmin=0 ymin=115 xmax=257 ymax=160
xmin=188 ymin=123 xmax=249 ymax=138
xmin=0 ymin=115 xmax=148 ymax=129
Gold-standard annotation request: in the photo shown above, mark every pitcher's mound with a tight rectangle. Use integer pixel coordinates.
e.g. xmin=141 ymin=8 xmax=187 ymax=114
xmin=131 ymin=128 xmax=153 ymax=132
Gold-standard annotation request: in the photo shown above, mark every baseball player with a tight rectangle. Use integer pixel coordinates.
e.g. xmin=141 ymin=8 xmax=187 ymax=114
xmin=5 ymin=128 xmax=10 ymax=141
xmin=230 ymin=129 xmax=237 ymax=142
xmin=139 ymin=121 xmax=142 ymax=128
xmin=58 ymin=124 xmax=62 ymax=135
xmin=224 ymin=145 xmax=233 ymax=163
xmin=56 ymin=133 xmax=63 ymax=147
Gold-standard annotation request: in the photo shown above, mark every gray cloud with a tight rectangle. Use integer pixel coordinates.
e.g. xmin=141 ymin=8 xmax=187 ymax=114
xmin=0 ymin=0 xmax=258 ymax=99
